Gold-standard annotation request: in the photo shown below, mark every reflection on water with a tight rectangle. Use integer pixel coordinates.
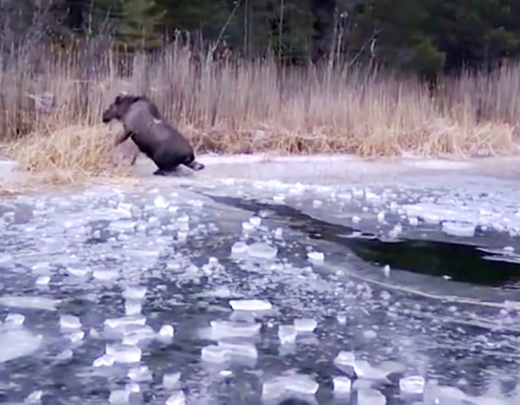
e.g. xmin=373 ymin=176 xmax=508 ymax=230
xmin=0 ymin=181 xmax=518 ymax=404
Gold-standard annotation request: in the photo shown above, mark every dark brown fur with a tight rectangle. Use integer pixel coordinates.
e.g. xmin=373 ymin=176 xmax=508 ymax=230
xmin=102 ymin=94 xmax=204 ymax=175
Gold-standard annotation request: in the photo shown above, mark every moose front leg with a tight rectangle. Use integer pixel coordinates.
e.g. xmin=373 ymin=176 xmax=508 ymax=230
xmin=114 ymin=130 xmax=133 ymax=147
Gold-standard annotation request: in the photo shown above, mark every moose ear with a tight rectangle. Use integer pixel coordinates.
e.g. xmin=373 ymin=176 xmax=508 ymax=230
xmin=115 ymin=91 xmax=128 ymax=104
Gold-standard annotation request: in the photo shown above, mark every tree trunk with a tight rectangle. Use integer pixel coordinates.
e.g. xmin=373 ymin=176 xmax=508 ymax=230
xmin=65 ymin=0 xmax=84 ymax=32
xmin=310 ymin=0 xmax=336 ymax=64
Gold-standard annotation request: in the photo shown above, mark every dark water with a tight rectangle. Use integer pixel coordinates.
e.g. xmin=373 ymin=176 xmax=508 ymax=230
xmin=0 ymin=182 xmax=518 ymax=404
xmin=207 ymin=194 xmax=520 ymax=288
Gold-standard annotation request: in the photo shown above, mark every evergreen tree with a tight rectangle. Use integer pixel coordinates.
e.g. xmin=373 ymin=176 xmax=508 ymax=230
xmin=117 ymin=0 xmax=165 ymax=50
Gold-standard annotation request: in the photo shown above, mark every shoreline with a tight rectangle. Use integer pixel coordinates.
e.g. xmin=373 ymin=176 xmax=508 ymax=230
xmin=2 ymin=152 xmax=520 ymax=195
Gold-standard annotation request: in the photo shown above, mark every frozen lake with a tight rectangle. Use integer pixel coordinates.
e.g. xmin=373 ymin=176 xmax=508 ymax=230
xmin=1 ymin=154 xmax=520 ymax=405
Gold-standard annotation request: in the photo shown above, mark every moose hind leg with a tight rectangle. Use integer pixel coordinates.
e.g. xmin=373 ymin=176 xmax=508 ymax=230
xmin=183 ymin=153 xmax=205 ymax=171
xmin=153 ymin=169 xmax=168 ymax=176
xmin=152 ymin=149 xmax=183 ymax=176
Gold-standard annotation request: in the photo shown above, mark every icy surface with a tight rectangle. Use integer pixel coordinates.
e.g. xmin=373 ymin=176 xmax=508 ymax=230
xmin=0 ymin=169 xmax=518 ymax=404
xmin=400 ymin=375 xmax=426 ymax=395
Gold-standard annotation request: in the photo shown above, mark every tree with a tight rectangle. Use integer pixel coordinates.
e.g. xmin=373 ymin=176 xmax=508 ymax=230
xmin=309 ymin=0 xmax=335 ymax=64
xmin=117 ymin=0 xmax=165 ymax=50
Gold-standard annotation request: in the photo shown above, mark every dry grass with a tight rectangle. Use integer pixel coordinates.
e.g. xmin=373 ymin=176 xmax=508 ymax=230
xmin=2 ymin=39 xmax=520 ymax=184
xmin=5 ymin=124 xmax=133 ymax=185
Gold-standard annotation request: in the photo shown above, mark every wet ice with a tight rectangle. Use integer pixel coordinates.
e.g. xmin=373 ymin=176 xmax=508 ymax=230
xmin=105 ymin=343 xmax=142 ymax=363
xmin=163 ymin=372 xmax=182 ymax=389
xmin=128 ymin=365 xmax=153 ymax=382
xmin=0 ymin=328 xmax=43 ymax=363
xmin=307 ymin=251 xmax=324 ymax=263
xmin=278 ymin=325 xmax=297 ymax=345
xmin=399 ymin=375 xmax=426 ymax=395
xmin=333 ymin=376 xmax=352 ymax=395
xmin=60 ymin=315 xmax=82 ymax=331
xmin=210 ymin=320 xmax=261 ymax=339
xmin=201 ymin=344 xmax=231 ymax=363
xmin=166 ymin=390 xmax=186 ymax=405
xmin=93 ymin=354 xmax=115 ymax=367
xmin=294 ymin=318 xmax=317 ymax=333
xmin=229 ymin=299 xmax=272 ymax=311
xmin=5 ymin=313 xmax=25 ymax=327
xmin=262 ymin=374 xmax=319 ymax=400
xmin=218 ymin=340 xmax=258 ymax=360
xmin=357 ymin=388 xmax=386 ymax=405
xmin=246 ymin=242 xmax=278 ymax=260
xmin=0 ymin=176 xmax=519 ymax=404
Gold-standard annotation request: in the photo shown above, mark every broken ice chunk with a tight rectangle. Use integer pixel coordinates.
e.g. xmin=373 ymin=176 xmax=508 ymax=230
xmin=65 ymin=265 xmax=90 ymax=277
xmin=231 ymin=241 xmax=248 ymax=255
xmin=249 ymin=216 xmax=262 ymax=227
xmin=104 ymin=315 xmax=147 ymax=331
xmin=307 ymin=251 xmax=324 ymax=263
xmin=229 ymin=299 xmax=272 ymax=311
xmin=93 ymin=269 xmax=118 ymax=281
xmin=336 ymin=314 xmax=347 ymax=325
xmin=109 ymin=389 xmax=130 ymax=404
xmin=363 ymin=329 xmax=377 ymax=339
xmin=442 ymin=221 xmax=475 ymax=237
xmin=35 ymin=276 xmax=50 ymax=286
xmin=31 ymin=262 xmax=51 ymax=273
xmin=105 ymin=344 xmax=142 ymax=364
xmin=247 ymin=242 xmax=277 ymax=260
xmin=67 ymin=330 xmax=85 ymax=344
xmin=357 ymin=388 xmax=386 ymax=405
xmin=125 ymin=300 xmax=142 ymax=316
xmin=333 ymin=351 xmax=356 ymax=374
xmin=229 ymin=310 xmax=256 ymax=323
xmin=408 ymin=217 xmax=419 ymax=226
xmin=121 ymin=324 xmax=156 ymax=346
xmin=122 ymin=286 xmax=147 ymax=300
xmin=166 ymin=390 xmax=186 ymax=405
xmin=154 ymin=196 xmax=170 ymax=208
xmin=55 ymin=349 xmax=73 ymax=362
xmin=163 ymin=372 xmax=181 ymax=389
xmin=294 ymin=318 xmax=317 ymax=333
xmin=201 ymin=345 xmax=231 ymax=363
xmin=285 ymin=374 xmax=319 ymax=396
xmin=218 ymin=340 xmax=258 ymax=359
xmin=278 ymin=325 xmax=297 ymax=345
xmin=354 ymin=360 xmax=390 ymax=380
xmin=0 ymin=296 xmax=59 ymax=311
xmin=0 ymin=329 xmax=43 ymax=363
xmin=25 ymin=390 xmax=43 ymax=403
xmin=210 ymin=320 xmax=262 ymax=339
xmin=333 ymin=376 xmax=352 ymax=395
xmin=158 ymin=325 xmax=175 ymax=343
xmin=128 ymin=365 xmax=153 ymax=382
xmin=242 ymin=222 xmax=255 ymax=232
xmin=261 ymin=377 xmax=286 ymax=401
xmin=177 ymin=214 xmax=190 ymax=223
xmin=92 ymin=354 xmax=115 ymax=368
xmin=399 ymin=375 xmax=425 ymax=395
xmin=60 ymin=315 xmax=82 ymax=331
xmin=4 ymin=313 xmax=25 ymax=327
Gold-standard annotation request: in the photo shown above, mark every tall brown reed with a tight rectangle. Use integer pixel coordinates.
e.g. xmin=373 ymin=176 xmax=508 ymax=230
xmin=2 ymin=39 xmax=520 ymax=183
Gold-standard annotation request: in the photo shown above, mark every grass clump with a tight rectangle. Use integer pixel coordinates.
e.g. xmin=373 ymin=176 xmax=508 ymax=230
xmin=1 ymin=40 xmax=520 ymax=184
xmin=5 ymin=124 xmax=131 ymax=185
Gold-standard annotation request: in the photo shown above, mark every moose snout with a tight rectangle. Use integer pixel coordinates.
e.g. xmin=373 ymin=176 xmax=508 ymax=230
xmin=102 ymin=110 xmax=112 ymax=123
